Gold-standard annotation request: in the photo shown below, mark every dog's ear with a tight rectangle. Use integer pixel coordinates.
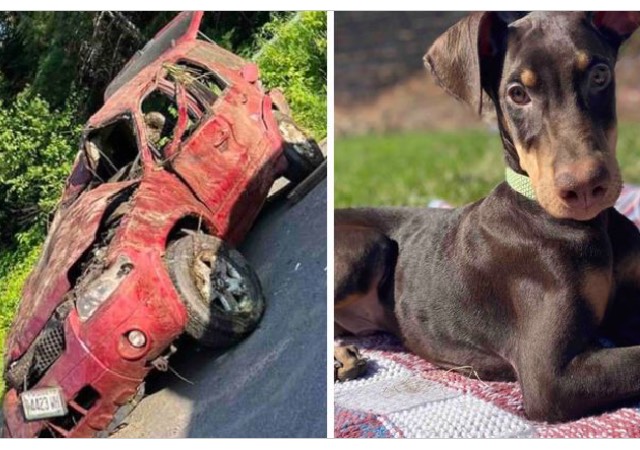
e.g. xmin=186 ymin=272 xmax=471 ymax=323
xmin=592 ymin=12 xmax=640 ymax=46
xmin=424 ymin=12 xmax=524 ymax=114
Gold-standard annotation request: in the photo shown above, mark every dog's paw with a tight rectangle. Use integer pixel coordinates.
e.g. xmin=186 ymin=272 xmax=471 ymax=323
xmin=334 ymin=345 xmax=367 ymax=382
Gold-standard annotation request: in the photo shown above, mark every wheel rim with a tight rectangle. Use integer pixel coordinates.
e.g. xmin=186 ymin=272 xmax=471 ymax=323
xmin=193 ymin=251 xmax=251 ymax=313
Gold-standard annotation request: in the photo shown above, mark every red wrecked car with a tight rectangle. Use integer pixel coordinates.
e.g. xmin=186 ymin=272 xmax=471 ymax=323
xmin=2 ymin=11 xmax=323 ymax=438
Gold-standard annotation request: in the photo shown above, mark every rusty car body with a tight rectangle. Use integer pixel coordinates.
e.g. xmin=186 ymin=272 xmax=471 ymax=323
xmin=2 ymin=11 xmax=322 ymax=438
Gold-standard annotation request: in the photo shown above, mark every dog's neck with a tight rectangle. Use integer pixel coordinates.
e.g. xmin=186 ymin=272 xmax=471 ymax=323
xmin=500 ymin=120 xmax=537 ymax=201
xmin=505 ymin=167 xmax=536 ymax=201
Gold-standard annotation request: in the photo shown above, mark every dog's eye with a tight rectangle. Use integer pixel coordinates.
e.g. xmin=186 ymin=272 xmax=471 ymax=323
xmin=590 ymin=64 xmax=611 ymax=89
xmin=507 ymin=84 xmax=531 ymax=105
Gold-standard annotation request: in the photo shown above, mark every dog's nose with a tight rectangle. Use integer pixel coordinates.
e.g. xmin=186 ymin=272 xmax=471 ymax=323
xmin=555 ymin=162 xmax=609 ymax=210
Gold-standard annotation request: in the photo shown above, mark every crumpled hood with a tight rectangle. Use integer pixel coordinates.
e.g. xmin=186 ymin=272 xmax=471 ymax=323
xmin=4 ymin=180 xmax=137 ymax=365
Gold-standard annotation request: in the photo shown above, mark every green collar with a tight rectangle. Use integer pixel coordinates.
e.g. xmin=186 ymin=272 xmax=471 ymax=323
xmin=505 ymin=167 xmax=536 ymax=201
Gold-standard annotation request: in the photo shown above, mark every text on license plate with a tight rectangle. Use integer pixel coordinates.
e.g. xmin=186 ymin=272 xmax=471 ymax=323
xmin=20 ymin=387 xmax=68 ymax=421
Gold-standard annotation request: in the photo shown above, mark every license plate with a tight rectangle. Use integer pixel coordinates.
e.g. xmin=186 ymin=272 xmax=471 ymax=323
xmin=20 ymin=387 xmax=68 ymax=421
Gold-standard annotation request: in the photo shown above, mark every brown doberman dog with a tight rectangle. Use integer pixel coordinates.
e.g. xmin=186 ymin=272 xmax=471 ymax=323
xmin=334 ymin=12 xmax=640 ymax=422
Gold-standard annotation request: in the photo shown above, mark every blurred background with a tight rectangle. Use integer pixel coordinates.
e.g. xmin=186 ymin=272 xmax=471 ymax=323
xmin=335 ymin=12 xmax=640 ymax=208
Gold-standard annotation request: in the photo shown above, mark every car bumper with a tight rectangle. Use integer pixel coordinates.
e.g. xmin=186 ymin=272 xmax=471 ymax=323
xmin=2 ymin=312 xmax=146 ymax=438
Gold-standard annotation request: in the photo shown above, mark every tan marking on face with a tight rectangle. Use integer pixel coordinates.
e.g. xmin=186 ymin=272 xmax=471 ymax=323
xmin=505 ymin=120 xmax=550 ymax=206
xmin=521 ymin=69 xmax=537 ymax=88
xmin=514 ymin=141 xmax=549 ymax=202
xmin=514 ymin=139 xmax=572 ymax=219
xmin=512 ymin=130 xmax=621 ymax=220
xmin=576 ymin=51 xmax=590 ymax=71
xmin=582 ymin=269 xmax=612 ymax=324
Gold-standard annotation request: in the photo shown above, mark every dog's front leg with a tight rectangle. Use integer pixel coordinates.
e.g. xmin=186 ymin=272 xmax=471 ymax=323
xmin=517 ymin=295 xmax=640 ymax=422
xmin=519 ymin=344 xmax=640 ymax=422
xmin=601 ymin=209 xmax=640 ymax=345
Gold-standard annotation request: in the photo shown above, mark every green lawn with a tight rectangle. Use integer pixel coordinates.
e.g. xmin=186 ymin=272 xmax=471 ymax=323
xmin=336 ymin=123 xmax=640 ymax=208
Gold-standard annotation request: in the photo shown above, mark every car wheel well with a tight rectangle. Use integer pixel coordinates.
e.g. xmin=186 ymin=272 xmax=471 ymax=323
xmin=166 ymin=215 xmax=211 ymax=247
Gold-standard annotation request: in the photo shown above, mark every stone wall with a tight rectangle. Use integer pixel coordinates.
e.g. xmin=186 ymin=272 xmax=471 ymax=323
xmin=335 ymin=12 xmax=640 ymax=135
xmin=335 ymin=12 xmax=466 ymax=107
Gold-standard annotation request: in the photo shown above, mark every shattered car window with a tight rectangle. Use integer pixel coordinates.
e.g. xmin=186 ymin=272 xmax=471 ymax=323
xmin=167 ymin=61 xmax=228 ymax=106
xmin=141 ymin=90 xmax=179 ymax=153
xmin=141 ymin=64 xmax=228 ymax=157
xmin=84 ymin=116 xmax=142 ymax=187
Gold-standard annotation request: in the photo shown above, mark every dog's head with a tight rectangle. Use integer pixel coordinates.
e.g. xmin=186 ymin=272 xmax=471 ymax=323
xmin=425 ymin=12 xmax=640 ymax=221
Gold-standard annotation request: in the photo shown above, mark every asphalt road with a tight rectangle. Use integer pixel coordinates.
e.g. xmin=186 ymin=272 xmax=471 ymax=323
xmin=113 ymin=179 xmax=327 ymax=438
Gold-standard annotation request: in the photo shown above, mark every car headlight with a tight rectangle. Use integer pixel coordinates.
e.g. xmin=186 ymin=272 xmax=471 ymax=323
xmin=75 ymin=256 xmax=133 ymax=321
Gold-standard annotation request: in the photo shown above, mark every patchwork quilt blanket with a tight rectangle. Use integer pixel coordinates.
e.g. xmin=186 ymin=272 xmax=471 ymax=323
xmin=334 ymin=185 xmax=640 ymax=438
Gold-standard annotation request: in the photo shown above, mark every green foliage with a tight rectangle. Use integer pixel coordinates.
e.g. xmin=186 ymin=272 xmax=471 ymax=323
xmin=336 ymin=124 xmax=640 ymax=208
xmin=202 ymin=12 xmax=293 ymax=58
xmin=614 ymin=123 xmax=640 ymax=184
xmin=0 ymin=12 xmax=295 ymax=116
xmin=0 ymin=88 xmax=78 ymax=392
xmin=28 ymin=13 xmax=93 ymax=109
xmin=0 ymin=12 xmax=94 ymax=110
xmin=336 ymin=129 xmax=503 ymax=208
xmin=0 ymin=88 xmax=81 ymax=244
xmin=0 ymin=11 xmax=326 ymax=135
xmin=0 ymin=227 xmax=43 ymax=391
xmin=256 ymin=12 xmax=327 ymax=140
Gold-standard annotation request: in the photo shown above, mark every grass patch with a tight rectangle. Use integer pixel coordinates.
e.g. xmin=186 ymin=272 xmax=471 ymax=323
xmin=335 ymin=123 xmax=640 ymax=208
xmin=0 ymin=228 xmax=43 ymax=391
xmin=255 ymin=11 xmax=327 ymax=140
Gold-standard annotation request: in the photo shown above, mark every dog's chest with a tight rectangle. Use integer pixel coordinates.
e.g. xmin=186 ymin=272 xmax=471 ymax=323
xmin=582 ymin=267 xmax=613 ymax=325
